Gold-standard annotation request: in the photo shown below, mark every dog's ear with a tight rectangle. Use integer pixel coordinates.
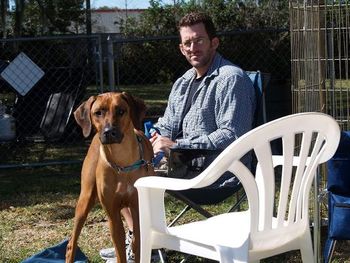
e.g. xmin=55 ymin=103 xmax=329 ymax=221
xmin=74 ymin=96 xmax=96 ymax=137
xmin=121 ymin=92 xmax=147 ymax=130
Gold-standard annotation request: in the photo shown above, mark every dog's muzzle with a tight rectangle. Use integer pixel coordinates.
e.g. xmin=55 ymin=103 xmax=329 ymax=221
xmin=100 ymin=125 xmax=123 ymax=144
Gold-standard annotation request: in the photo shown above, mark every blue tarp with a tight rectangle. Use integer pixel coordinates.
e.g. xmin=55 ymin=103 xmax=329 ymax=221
xmin=21 ymin=239 xmax=87 ymax=263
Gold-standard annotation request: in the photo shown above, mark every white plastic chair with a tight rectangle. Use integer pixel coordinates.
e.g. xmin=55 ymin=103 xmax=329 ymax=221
xmin=135 ymin=112 xmax=340 ymax=263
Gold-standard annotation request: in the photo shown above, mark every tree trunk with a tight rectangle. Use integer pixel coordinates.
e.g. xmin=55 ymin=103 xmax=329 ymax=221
xmin=0 ymin=0 xmax=7 ymax=39
xmin=14 ymin=0 xmax=25 ymax=37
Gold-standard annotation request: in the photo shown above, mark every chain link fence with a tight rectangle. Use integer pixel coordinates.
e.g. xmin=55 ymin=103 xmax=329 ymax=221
xmin=110 ymin=29 xmax=291 ymax=120
xmin=290 ymin=1 xmax=350 ymax=130
xmin=0 ymin=35 xmax=102 ymax=168
xmin=0 ymin=29 xmax=290 ymax=168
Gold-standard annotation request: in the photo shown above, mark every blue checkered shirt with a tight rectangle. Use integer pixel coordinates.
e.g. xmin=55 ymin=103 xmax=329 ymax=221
xmin=155 ymin=53 xmax=256 ymax=151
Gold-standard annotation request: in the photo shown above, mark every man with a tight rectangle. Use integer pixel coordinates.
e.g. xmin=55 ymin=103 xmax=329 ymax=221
xmin=101 ymin=11 xmax=256 ymax=263
xmin=151 ymin=11 xmax=255 ymax=167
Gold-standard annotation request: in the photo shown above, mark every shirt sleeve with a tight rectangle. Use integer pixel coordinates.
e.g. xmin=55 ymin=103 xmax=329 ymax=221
xmin=153 ymin=79 xmax=180 ymax=138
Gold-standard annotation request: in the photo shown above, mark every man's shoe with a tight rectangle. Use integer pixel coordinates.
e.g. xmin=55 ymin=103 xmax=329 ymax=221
xmin=105 ymin=256 xmax=135 ymax=263
xmin=103 ymin=250 xmax=161 ymax=263
xmin=99 ymin=247 xmax=115 ymax=260
xmin=99 ymin=230 xmax=134 ymax=260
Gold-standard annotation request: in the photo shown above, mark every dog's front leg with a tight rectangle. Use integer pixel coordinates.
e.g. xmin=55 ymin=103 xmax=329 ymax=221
xmin=130 ymin=205 xmax=140 ymax=262
xmin=66 ymin=159 xmax=97 ymax=263
xmin=66 ymin=185 xmax=97 ymax=263
xmin=106 ymin=206 xmax=127 ymax=263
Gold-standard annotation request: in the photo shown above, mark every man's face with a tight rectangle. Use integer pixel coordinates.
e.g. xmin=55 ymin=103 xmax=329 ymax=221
xmin=179 ymin=23 xmax=219 ymax=74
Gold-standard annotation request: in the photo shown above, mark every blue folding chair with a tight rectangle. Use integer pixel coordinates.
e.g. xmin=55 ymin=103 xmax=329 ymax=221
xmin=324 ymin=131 xmax=350 ymax=263
xmin=247 ymin=70 xmax=269 ymax=126
xmin=152 ymin=70 xmax=270 ymax=224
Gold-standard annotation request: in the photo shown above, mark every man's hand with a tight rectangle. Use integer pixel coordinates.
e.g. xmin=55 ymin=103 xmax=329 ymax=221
xmin=149 ymin=132 xmax=176 ymax=156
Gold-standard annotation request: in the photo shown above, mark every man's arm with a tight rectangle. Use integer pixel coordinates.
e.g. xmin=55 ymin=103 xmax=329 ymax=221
xmin=175 ymin=73 xmax=256 ymax=150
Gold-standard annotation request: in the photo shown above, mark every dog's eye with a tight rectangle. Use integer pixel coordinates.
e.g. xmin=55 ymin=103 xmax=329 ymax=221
xmin=117 ymin=109 xmax=125 ymax=116
xmin=94 ymin=110 xmax=102 ymax=117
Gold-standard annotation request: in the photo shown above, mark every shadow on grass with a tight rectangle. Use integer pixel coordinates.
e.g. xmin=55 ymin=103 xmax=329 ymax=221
xmin=0 ymin=165 xmax=82 ymax=210
xmin=0 ymin=165 xmax=111 ymax=263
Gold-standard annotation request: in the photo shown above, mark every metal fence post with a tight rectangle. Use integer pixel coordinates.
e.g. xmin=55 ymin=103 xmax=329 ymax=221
xmin=107 ymin=35 xmax=115 ymax=91
xmin=97 ymin=35 xmax=104 ymax=93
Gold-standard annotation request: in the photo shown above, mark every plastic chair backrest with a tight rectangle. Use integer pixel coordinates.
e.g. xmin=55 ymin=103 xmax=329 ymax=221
xmin=136 ymin=112 xmax=340 ymax=263
xmin=40 ymin=92 xmax=76 ymax=140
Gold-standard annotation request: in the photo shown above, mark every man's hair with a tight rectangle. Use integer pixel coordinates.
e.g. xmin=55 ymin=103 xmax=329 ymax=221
xmin=178 ymin=12 xmax=217 ymax=40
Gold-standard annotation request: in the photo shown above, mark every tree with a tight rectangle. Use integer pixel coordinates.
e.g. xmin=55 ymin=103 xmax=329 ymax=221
xmin=7 ymin=0 xmax=86 ymax=37
xmin=116 ymin=0 xmax=290 ymax=84
xmin=13 ymin=0 xmax=25 ymax=37
xmin=29 ymin=0 xmax=85 ymax=35
xmin=119 ymin=0 xmax=289 ymax=37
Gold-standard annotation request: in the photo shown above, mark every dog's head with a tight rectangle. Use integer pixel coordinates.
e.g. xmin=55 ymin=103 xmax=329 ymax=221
xmin=74 ymin=92 xmax=146 ymax=144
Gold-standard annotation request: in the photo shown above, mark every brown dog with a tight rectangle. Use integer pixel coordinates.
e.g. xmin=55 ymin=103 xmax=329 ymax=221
xmin=65 ymin=92 xmax=155 ymax=263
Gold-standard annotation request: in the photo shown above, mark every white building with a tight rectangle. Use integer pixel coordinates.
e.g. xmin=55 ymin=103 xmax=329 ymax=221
xmin=91 ymin=9 xmax=145 ymax=33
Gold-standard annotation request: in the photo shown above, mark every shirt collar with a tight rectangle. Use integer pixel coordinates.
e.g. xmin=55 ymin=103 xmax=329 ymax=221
xmin=182 ymin=52 xmax=223 ymax=81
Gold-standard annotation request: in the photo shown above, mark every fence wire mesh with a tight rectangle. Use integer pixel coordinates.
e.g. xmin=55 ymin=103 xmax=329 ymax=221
xmin=290 ymin=0 xmax=350 ymax=130
xmin=111 ymin=29 xmax=291 ymax=119
xmin=0 ymin=29 xmax=290 ymax=168
xmin=0 ymin=35 xmax=101 ymax=168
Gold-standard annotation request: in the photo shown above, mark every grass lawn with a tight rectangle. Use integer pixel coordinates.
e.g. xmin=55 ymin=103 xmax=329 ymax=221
xmin=1 ymin=164 xmax=350 ymax=262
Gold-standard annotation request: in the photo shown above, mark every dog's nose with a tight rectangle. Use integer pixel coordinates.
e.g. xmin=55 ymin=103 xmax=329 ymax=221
xmin=101 ymin=125 xmax=123 ymax=144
